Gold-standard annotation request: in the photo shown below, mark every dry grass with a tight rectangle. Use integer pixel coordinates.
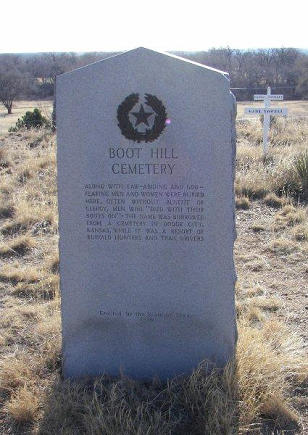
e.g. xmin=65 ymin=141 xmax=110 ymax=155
xmin=0 ymin=204 xmax=15 ymax=219
xmin=236 ymin=287 xmax=282 ymax=323
xmin=0 ymin=235 xmax=35 ymax=257
xmin=0 ymin=264 xmax=39 ymax=284
xmin=292 ymin=223 xmax=308 ymax=241
xmin=1 ymin=204 xmax=55 ymax=235
xmin=0 ymin=148 xmax=11 ymax=168
xmin=11 ymin=275 xmax=59 ymax=300
xmin=267 ymin=237 xmax=298 ymax=255
xmin=250 ymin=223 xmax=266 ymax=232
xmin=236 ymin=118 xmax=308 ymax=200
xmin=6 ymin=385 xmax=39 ymax=423
xmin=48 ymin=252 xmax=59 ymax=274
xmin=38 ymin=364 xmax=238 ymax=434
xmin=238 ymin=295 xmax=282 ymax=314
xmin=263 ymin=192 xmax=288 ymax=208
xmin=236 ymin=196 xmax=250 ymax=209
xmin=273 ymin=205 xmax=307 ymax=231
xmin=0 ymin=131 xmax=57 ymax=238
xmin=0 ymin=119 xmax=307 ymax=433
xmin=236 ymin=319 xmax=304 ymax=430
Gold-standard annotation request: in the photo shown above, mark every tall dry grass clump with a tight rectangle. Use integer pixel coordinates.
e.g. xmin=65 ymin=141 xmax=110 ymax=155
xmin=0 ymin=121 xmax=307 ymax=434
xmin=294 ymin=151 xmax=308 ymax=200
xmin=236 ymin=118 xmax=308 ymax=201
xmin=36 ymin=317 xmax=306 ymax=434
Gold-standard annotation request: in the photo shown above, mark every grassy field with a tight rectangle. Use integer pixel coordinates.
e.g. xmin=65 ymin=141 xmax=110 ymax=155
xmin=0 ymin=118 xmax=307 ymax=433
xmin=0 ymin=100 xmax=53 ymax=135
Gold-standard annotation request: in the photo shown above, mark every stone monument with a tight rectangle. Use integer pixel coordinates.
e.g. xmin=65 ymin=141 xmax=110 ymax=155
xmin=57 ymin=47 xmax=237 ymax=379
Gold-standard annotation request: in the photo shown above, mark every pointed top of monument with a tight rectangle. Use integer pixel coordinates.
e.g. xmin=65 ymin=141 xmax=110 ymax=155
xmin=58 ymin=46 xmax=229 ymax=80
xmin=122 ymin=47 xmax=228 ymax=75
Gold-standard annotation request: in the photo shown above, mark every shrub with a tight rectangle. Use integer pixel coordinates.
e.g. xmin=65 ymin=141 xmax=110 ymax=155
xmin=9 ymin=108 xmax=50 ymax=132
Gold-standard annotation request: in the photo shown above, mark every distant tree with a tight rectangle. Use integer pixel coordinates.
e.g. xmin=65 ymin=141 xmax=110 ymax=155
xmin=0 ymin=70 xmax=23 ymax=114
xmin=1 ymin=49 xmax=308 ymax=101
xmin=295 ymin=56 xmax=308 ymax=99
xmin=27 ymin=53 xmax=77 ymax=86
xmin=296 ymin=75 xmax=308 ymax=99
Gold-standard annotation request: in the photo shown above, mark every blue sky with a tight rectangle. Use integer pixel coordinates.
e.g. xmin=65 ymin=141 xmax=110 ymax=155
xmin=1 ymin=0 xmax=307 ymax=53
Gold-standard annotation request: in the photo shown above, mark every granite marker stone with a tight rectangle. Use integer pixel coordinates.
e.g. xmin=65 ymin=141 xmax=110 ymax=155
xmin=57 ymin=47 xmax=237 ymax=379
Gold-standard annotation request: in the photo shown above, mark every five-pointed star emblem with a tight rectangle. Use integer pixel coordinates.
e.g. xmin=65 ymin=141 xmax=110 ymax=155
xmin=131 ymin=104 xmax=153 ymax=126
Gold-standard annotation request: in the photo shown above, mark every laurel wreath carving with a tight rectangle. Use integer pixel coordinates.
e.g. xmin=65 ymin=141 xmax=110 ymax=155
xmin=117 ymin=93 xmax=167 ymax=143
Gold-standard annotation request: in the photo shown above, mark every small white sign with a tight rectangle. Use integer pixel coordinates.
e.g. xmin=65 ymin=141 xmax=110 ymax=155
xmin=254 ymin=94 xmax=283 ymax=101
xmin=244 ymin=86 xmax=288 ymax=154
xmin=245 ymin=107 xmax=287 ymax=115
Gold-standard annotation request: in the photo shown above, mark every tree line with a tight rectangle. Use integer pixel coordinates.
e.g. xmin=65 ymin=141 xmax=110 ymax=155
xmin=0 ymin=48 xmax=307 ymax=113
xmin=180 ymin=48 xmax=308 ymax=100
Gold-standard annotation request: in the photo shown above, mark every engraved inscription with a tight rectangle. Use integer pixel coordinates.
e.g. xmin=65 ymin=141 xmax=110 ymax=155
xmin=84 ymin=183 xmax=206 ymax=242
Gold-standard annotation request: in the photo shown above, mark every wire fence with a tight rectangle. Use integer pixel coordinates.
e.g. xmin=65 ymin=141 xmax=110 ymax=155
xmin=231 ymin=86 xmax=296 ymax=90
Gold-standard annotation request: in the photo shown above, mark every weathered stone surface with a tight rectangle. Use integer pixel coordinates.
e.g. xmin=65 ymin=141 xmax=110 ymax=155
xmin=57 ymin=47 xmax=237 ymax=379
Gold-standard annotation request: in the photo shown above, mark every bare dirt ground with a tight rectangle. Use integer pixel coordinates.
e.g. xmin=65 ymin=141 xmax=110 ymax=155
xmin=235 ymin=202 xmax=307 ymax=341
xmin=235 ymin=200 xmax=308 ymax=433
